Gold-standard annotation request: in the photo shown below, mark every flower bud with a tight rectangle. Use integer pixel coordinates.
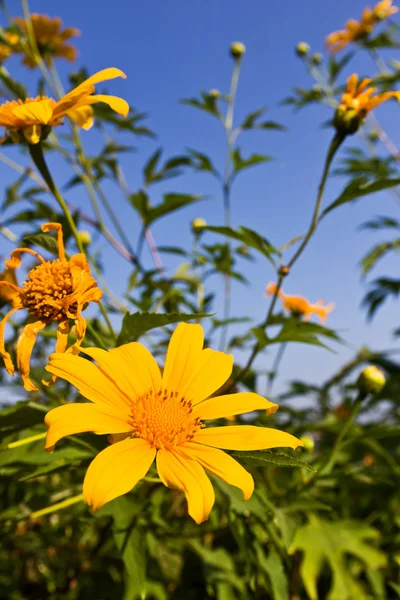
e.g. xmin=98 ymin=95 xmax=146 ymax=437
xmin=279 ymin=265 xmax=290 ymax=277
xmin=209 ymin=89 xmax=221 ymax=99
xmin=300 ymin=435 xmax=315 ymax=451
xmin=311 ymin=53 xmax=323 ymax=65
xmin=357 ymin=366 xmax=386 ymax=394
xmin=191 ymin=218 xmax=207 ymax=234
xmin=230 ymin=41 xmax=246 ymax=60
xmin=295 ymin=42 xmax=310 ymax=57
xmin=77 ymin=230 xmax=92 ymax=246
xmin=333 ymin=104 xmax=363 ymax=136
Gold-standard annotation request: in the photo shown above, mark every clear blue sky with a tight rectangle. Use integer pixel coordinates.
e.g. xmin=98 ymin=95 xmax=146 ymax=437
xmin=1 ymin=0 xmax=400 ymax=395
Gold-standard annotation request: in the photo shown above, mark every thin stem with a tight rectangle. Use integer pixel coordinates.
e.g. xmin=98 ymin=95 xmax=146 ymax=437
xmin=267 ymin=342 xmax=288 ymax=395
xmin=287 ymin=132 xmax=344 ymax=269
xmin=21 ymin=0 xmax=58 ymax=96
xmin=219 ymin=59 xmax=241 ymax=351
xmin=28 ymin=143 xmax=84 ymax=254
xmin=29 ymin=493 xmax=84 ymax=520
xmin=225 ymin=132 xmax=344 ymax=393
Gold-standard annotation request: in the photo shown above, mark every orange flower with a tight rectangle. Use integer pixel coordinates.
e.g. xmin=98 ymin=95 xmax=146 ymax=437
xmin=13 ymin=14 xmax=80 ymax=68
xmin=334 ymin=74 xmax=400 ymax=134
xmin=44 ymin=323 xmax=302 ymax=522
xmin=326 ymin=0 xmax=398 ymax=53
xmin=265 ymin=283 xmax=334 ymax=324
xmin=0 ymin=223 xmax=102 ymax=391
xmin=0 ymin=67 xmax=129 ymax=144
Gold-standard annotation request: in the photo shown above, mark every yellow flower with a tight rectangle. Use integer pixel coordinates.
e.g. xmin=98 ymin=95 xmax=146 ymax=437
xmin=44 ymin=323 xmax=302 ymax=523
xmin=334 ymin=74 xmax=400 ymax=134
xmin=265 ymin=282 xmax=335 ymax=323
xmin=13 ymin=14 xmax=80 ymax=68
xmin=326 ymin=0 xmax=398 ymax=53
xmin=0 ymin=222 xmax=102 ymax=391
xmin=0 ymin=31 xmax=20 ymax=64
xmin=0 ymin=67 xmax=129 ymax=145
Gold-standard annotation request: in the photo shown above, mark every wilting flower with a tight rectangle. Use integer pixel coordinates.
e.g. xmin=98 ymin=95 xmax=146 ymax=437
xmin=0 ymin=31 xmax=20 ymax=64
xmin=44 ymin=323 xmax=302 ymax=523
xmin=334 ymin=74 xmax=400 ymax=135
xmin=0 ymin=222 xmax=102 ymax=391
xmin=265 ymin=283 xmax=335 ymax=323
xmin=13 ymin=14 xmax=80 ymax=68
xmin=0 ymin=67 xmax=129 ymax=145
xmin=326 ymin=0 xmax=398 ymax=53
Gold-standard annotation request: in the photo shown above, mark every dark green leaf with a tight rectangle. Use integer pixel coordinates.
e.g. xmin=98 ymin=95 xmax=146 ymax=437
xmin=232 ymin=450 xmax=316 ymax=472
xmin=117 ymin=312 xmax=211 ymax=344
xmin=204 ymin=225 xmax=276 ymax=264
xmin=232 ymin=148 xmax=272 ymax=174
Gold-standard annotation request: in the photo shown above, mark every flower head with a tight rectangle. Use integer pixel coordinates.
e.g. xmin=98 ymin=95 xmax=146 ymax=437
xmin=326 ymin=1 xmax=398 ymax=53
xmin=0 ymin=222 xmax=102 ymax=391
xmin=0 ymin=67 xmax=129 ymax=145
xmin=13 ymin=14 xmax=80 ymax=68
xmin=334 ymin=74 xmax=400 ymax=135
xmin=265 ymin=282 xmax=335 ymax=323
xmin=357 ymin=365 xmax=386 ymax=394
xmin=44 ymin=323 xmax=302 ymax=523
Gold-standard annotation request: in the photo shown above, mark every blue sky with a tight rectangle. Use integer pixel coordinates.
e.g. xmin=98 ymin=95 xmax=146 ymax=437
xmin=1 ymin=0 xmax=400 ymax=395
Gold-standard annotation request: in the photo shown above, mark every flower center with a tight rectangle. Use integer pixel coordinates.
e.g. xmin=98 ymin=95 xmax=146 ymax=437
xmin=128 ymin=389 xmax=203 ymax=450
xmin=20 ymin=260 xmax=77 ymax=321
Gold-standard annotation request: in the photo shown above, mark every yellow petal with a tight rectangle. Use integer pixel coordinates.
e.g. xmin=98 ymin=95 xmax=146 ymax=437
xmin=82 ymin=342 xmax=162 ymax=398
xmin=45 ymin=403 xmax=131 ymax=451
xmin=182 ymin=348 xmax=233 ymax=405
xmin=162 ymin=323 xmax=204 ymax=391
xmin=79 ymin=94 xmax=129 ymax=117
xmin=193 ymin=392 xmax=278 ymax=420
xmin=45 ymin=353 xmax=131 ymax=414
xmin=193 ymin=425 xmax=303 ymax=451
xmin=66 ymin=105 xmax=94 ymax=130
xmin=179 ymin=442 xmax=254 ymax=500
xmin=156 ymin=449 xmax=215 ymax=524
xmin=76 ymin=67 xmax=127 ymax=89
xmin=16 ymin=320 xmax=47 ymax=391
xmin=83 ymin=438 xmax=155 ymax=512
xmin=12 ymin=100 xmax=53 ymax=124
xmin=43 ymin=321 xmax=70 ymax=387
xmin=0 ymin=306 xmax=21 ymax=376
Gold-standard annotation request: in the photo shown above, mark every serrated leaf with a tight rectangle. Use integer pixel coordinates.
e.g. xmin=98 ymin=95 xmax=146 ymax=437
xmin=232 ymin=148 xmax=272 ymax=174
xmin=117 ymin=311 xmax=211 ymax=344
xmin=321 ymin=176 xmax=400 ymax=218
xmin=289 ymin=516 xmax=387 ymax=600
xmin=22 ymin=232 xmax=60 ymax=256
xmin=145 ymin=193 xmax=203 ymax=227
xmin=232 ymin=450 xmax=315 ymax=472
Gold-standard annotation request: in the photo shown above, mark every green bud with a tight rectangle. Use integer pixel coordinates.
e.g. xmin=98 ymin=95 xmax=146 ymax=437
xmin=77 ymin=230 xmax=92 ymax=246
xmin=230 ymin=41 xmax=246 ymax=60
xmin=295 ymin=42 xmax=310 ymax=57
xmin=300 ymin=435 xmax=315 ymax=451
xmin=191 ymin=218 xmax=207 ymax=234
xmin=333 ymin=104 xmax=364 ymax=136
xmin=357 ymin=366 xmax=386 ymax=395
xmin=209 ymin=89 xmax=221 ymax=99
xmin=311 ymin=53 xmax=323 ymax=65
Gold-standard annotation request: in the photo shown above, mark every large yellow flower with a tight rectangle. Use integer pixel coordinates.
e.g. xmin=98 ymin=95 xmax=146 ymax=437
xmin=0 ymin=67 xmax=129 ymax=145
xmin=326 ymin=0 xmax=398 ymax=53
xmin=44 ymin=323 xmax=302 ymax=523
xmin=334 ymin=74 xmax=400 ymax=134
xmin=265 ymin=283 xmax=335 ymax=324
xmin=13 ymin=14 xmax=80 ymax=68
xmin=0 ymin=222 xmax=102 ymax=392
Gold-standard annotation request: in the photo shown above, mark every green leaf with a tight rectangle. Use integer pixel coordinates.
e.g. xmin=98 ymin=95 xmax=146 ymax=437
xmin=22 ymin=232 xmax=60 ymax=256
xmin=186 ymin=148 xmax=219 ymax=177
xmin=253 ymin=317 xmax=342 ymax=351
xmin=360 ymin=239 xmax=400 ymax=276
xmin=231 ymin=148 xmax=272 ymax=174
xmin=98 ymin=496 xmax=147 ymax=600
xmin=289 ymin=516 xmax=387 ymax=600
xmin=117 ymin=312 xmax=210 ymax=344
xmin=0 ymin=402 xmax=45 ymax=435
xmin=181 ymin=92 xmax=221 ymax=117
xmin=254 ymin=546 xmax=289 ymax=600
xmin=144 ymin=148 xmax=162 ymax=186
xmin=145 ymin=193 xmax=203 ymax=227
xmin=204 ymin=225 xmax=276 ymax=265
xmin=321 ymin=176 xmax=400 ymax=218
xmin=232 ymin=450 xmax=315 ymax=472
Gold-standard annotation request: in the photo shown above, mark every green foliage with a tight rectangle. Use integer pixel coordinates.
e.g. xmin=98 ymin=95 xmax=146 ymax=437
xmin=117 ymin=312 xmax=210 ymax=344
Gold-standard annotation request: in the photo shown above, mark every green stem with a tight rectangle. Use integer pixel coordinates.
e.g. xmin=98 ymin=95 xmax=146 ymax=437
xmin=267 ymin=342 xmax=288 ymax=395
xmin=29 ymin=493 xmax=84 ymax=520
xmin=219 ymin=59 xmax=241 ymax=351
xmin=287 ymin=132 xmax=344 ymax=269
xmin=28 ymin=142 xmax=84 ymax=254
